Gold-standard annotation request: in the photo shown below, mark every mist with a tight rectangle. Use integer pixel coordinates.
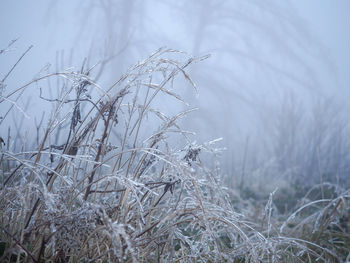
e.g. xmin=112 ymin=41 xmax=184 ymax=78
xmin=1 ymin=1 xmax=350 ymax=261
xmin=2 ymin=0 xmax=349 ymax=188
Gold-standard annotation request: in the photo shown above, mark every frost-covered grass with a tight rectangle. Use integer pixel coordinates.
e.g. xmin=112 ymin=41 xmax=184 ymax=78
xmin=0 ymin=42 xmax=349 ymax=262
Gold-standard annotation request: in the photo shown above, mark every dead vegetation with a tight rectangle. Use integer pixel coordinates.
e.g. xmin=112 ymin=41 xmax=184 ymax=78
xmin=0 ymin=41 xmax=349 ymax=262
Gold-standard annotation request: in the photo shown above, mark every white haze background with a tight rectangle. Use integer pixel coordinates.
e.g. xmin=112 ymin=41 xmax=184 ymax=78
xmin=1 ymin=0 xmax=349 ymax=190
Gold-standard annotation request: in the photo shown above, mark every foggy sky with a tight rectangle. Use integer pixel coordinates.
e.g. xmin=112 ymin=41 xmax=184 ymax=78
xmin=1 ymin=0 xmax=349 ymax=188
xmin=1 ymin=1 xmax=349 ymax=95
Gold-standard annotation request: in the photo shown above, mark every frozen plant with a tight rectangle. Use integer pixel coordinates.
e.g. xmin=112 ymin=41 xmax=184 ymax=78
xmin=0 ymin=42 xmax=346 ymax=262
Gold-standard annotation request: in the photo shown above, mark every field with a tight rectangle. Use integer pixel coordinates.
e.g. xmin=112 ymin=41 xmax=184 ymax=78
xmin=0 ymin=43 xmax=349 ymax=262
